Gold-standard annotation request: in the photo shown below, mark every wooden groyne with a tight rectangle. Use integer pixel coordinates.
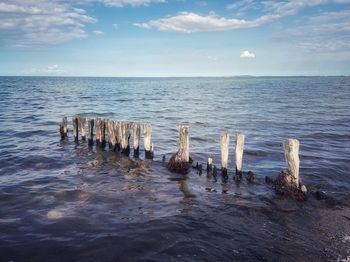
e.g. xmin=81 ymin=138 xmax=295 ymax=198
xmin=59 ymin=116 xmax=307 ymax=200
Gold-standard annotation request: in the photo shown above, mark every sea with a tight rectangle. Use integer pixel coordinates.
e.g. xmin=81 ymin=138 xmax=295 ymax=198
xmin=0 ymin=76 xmax=349 ymax=261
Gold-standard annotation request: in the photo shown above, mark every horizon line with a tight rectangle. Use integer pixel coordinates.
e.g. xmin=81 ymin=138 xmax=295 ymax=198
xmin=0 ymin=75 xmax=349 ymax=78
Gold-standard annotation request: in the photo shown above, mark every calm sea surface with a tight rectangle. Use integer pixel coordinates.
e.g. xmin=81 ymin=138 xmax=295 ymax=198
xmin=0 ymin=76 xmax=349 ymax=261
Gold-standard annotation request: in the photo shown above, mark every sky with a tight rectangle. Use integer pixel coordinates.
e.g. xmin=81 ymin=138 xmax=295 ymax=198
xmin=0 ymin=0 xmax=349 ymax=77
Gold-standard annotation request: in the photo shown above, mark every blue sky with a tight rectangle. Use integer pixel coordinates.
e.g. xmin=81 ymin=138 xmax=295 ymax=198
xmin=0 ymin=0 xmax=349 ymax=76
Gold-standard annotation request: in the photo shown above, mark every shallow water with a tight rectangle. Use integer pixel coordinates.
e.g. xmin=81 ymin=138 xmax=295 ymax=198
xmin=0 ymin=76 xmax=349 ymax=261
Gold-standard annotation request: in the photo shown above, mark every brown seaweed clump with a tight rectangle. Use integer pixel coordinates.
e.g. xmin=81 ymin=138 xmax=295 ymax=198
xmin=272 ymin=170 xmax=307 ymax=201
xmin=167 ymin=153 xmax=193 ymax=174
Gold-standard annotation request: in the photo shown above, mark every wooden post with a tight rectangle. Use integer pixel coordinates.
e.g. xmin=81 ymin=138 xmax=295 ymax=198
xmin=95 ymin=118 xmax=105 ymax=146
xmin=107 ymin=120 xmax=116 ymax=150
xmin=133 ymin=122 xmax=141 ymax=157
xmin=177 ymin=125 xmax=189 ymax=162
xmin=207 ymin=157 xmax=213 ymax=172
xmin=88 ymin=118 xmax=94 ymax=145
xmin=101 ymin=119 xmax=106 ymax=146
xmin=167 ymin=124 xmax=191 ymax=173
xmin=95 ymin=118 xmax=101 ymax=144
xmin=72 ymin=116 xmax=78 ymax=140
xmin=78 ymin=117 xmax=86 ymax=140
xmin=120 ymin=122 xmax=130 ymax=155
xmin=59 ymin=116 xmax=68 ymax=138
xmin=284 ymin=139 xmax=300 ymax=187
xmin=115 ymin=121 xmax=121 ymax=151
xmin=220 ymin=133 xmax=229 ymax=175
xmin=235 ymin=133 xmax=245 ymax=176
xmin=143 ymin=123 xmax=153 ymax=159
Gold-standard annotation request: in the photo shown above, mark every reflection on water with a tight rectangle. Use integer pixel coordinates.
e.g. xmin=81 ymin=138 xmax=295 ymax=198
xmin=0 ymin=76 xmax=350 ymax=261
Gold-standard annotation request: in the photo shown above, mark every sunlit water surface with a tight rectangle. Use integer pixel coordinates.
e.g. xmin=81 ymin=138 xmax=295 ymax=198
xmin=0 ymin=76 xmax=349 ymax=261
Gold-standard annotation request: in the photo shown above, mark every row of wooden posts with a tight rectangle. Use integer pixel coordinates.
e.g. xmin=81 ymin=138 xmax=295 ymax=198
xmin=60 ymin=116 xmax=301 ymax=188
xmin=60 ymin=116 xmax=153 ymax=158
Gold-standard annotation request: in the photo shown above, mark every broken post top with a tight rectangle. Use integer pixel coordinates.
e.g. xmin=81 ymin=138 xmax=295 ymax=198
xmin=283 ymin=138 xmax=300 ymax=187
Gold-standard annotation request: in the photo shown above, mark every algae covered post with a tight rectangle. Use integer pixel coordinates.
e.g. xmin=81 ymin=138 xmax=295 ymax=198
xmin=120 ymin=122 xmax=131 ymax=155
xmin=59 ymin=116 xmax=68 ymax=138
xmin=72 ymin=116 xmax=79 ymax=141
xmin=207 ymin=157 xmax=213 ymax=173
xmin=78 ymin=117 xmax=86 ymax=140
xmin=143 ymin=123 xmax=153 ymax=159
xmin=220 ymin=133 xmax=229 ymax=175
xmin=133 ymin=122 xmax=141 ymax=157
xmin=167 ymin=124 xmax=191 ymax=173
xmin=235 ymin=133 xmax=245 ymax=177
xmin=88 ymin=118 xmax=94 ymax=145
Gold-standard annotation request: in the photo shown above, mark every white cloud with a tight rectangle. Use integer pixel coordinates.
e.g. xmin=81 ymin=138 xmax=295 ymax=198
xmin=0 ymin=1 xmax=96 ymax=46
xmin=133 ymin=12 xmax=273 ymax=33
xmin=113 ymin=23 xmax=119 ymax=29
xmin=240 ymin=50 xmax=255 ymax=58
xmin=101 ymin=0 xmax=165 ymax=7
xmin=93 ymin=30 xmax=104 ymax=35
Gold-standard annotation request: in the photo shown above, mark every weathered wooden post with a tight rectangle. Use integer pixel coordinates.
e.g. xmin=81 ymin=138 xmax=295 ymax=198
xmin=235 ymin=133 xmax=245 ymax=176
xmin=114 ymin=121 xmax=122 ymax=151
xmin=167 ymin=124 xmax=191 ymax=173
xmin=95 ymin=118 xmax=101 ymax=145
xmin=78 ymin=117 xmax=86 ymax=140
xmin=88 ymin=118 xmax=94 ymax=145
xmin=72 ymin=116 xmax=79 ymax=141
xmin=207 ymin=157 xmax=213 ymax=173
xmin=143 ymin=123 xmax=153 ymax=159
xmin=133 ymin=122 xmax=141 ymax=157
xmin=271 ymin=138 xmax=307 ymax=200
xmin=120 ymin=122 xmax=131 ymax=155
xmin=107 ymin=120 xmax=116 ymax=150
xmin=284 ymin=139 xmax=300 ymax=187
xmin=59 ymin=116 xmax=68 ymax=138
xmin=220 ymin=133 xmax=229 ymax=175
xmin=95 ymin=118 xmax=105 ymax=147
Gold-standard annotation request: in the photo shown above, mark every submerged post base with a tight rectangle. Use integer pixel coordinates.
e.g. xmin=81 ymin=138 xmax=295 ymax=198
xmin=272 ymin=170 xmax=307 ymax=201
xmin=167 ymin=152 xmax=193 ymax=174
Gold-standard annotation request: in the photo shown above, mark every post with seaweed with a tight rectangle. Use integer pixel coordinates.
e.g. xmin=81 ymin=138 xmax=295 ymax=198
xmin=59 ymin=116 xmax=68 ymax=138
xmin=120 ymin=122 xmax=131 ymax=155
xmin=167 ymin=124 xmax=191 ymax=173
xmin=143 ymin=123 xmax=153 ymax=159
xmin=235 ymin=133 xmax=245 ymax=180
xmin=88 ymin=118 xmax=94 ymax=145
xmin=78 ymin=117 xmax=86 ymax=140
xmin=220 ymin=133 xmax=229 ymax=175
xmin=133 ymin=122 xmax=141 ymax=157
xmin=272 ymin=138 xmax=307 ymax=200
xmin=72 ymin=116 xmax=79 ymax=141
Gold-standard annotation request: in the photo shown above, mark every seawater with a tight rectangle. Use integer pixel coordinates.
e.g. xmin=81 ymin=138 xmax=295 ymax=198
xmin=0 ymin=76 xmax=349 ymax=261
